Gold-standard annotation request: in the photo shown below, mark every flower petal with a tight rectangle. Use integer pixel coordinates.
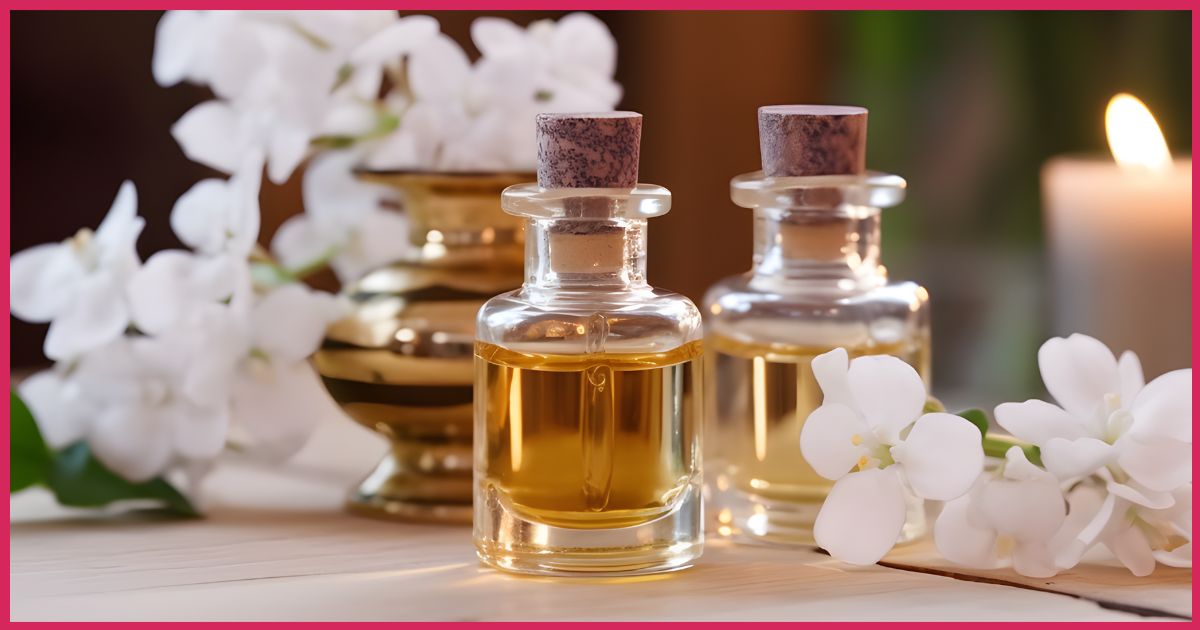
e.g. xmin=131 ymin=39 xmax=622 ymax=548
xmin=993 ymin=399 xmax=1094 ymax=445
xmin=550 ymin=12 xmax=618 ymax=79
xmin=1053 ymin=489 xmax=1118 ymax=569
xmin=171 ymin=101 xmax=245 ymax=175
xmin=408 ymin=33 xmax=471 ymax=102
xmin=890 ymin=412 xmax=983 ymax=501
xmin=350 ymin=15 xmax=440 ymax=66
xmin=1107 ymin=480 xmax=1175 ymax=510
xmin=250 ymin=284 xmax=340 ymax=362
xmin=43 ymin=274 xmax=131 ymax=360
xmin=799 ymin=403 xmax=870 ymax=481
xmin=471 ymin=16 xmax=528 ymax=57
xmin=127 ymin=250 xmax=234 ymax=336
xmin=9 ymin=243 xmax=81 ymax=322
xmin=270 ymin=214 xmax=341 ymax=272
xmin=18 ymin=370 xmax=88 ymax=449
xmin=330 ymin=209 xmax=411 ymax=283
xmin=1117 ymin=350 xmax=1145 ymax=408
xmin=1037 ymin=334 xmax=1121 ymax=419
xmin=934 ymin=491 xmax=1002 ymax=569
xmin=231 ymin=360 xmax=333 ymax=459
xmin=976 ymin=474 xmax=1066 ymax=541
xmin=813 ymin=467 xmax=908 ymax=566
xmin=93 ymin=181 xmax=143 ymax=272
xmin=1130 ymin=369 xmax=1192 ymax=443
xmin=171 ymin=401 xmax=229 ymax=461
xmin=1041 ymin=437 xmax=1114 ymax=480
xmin=1116 ymin=433 xmax=1191 ymax=493
xmin=846 ymin=354 xmax=926 ymax=442
xmin=1154 ymin=543 xmax=1191 ymax=568
xmin=89 ymin=404 xmax=174 ymax=483
xmin=151 ymin=10 xmax=203 ymax=87
xmin=1001 ymin=445 xmax=1056 ymax=483
xmin=266 ymin=125 xmax=311 ymax=185
xmin=811 ymin=347 xmax=852 ymax=407
xmin=1011 ymin=540 xmax=1060 ymax=578
xmin=1106 ymin=524 xmax=1157 ymax=577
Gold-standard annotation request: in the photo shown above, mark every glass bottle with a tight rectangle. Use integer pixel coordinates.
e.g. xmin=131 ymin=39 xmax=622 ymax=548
xmin=316 ymin=172 xmax=527 ymax=523
xmin=474 ymin=113 xmax=704 ymax=576
xmin=704 ymin=106 xmax=931 ymax=546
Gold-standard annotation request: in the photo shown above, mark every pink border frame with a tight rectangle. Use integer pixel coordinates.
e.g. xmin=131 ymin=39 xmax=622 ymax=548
xmin=1 ymin=5 xmax=1195 ymax=625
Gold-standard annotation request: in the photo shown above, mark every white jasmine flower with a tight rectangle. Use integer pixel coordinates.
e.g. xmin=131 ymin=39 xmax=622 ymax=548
xmin=158 ymin=11 xmax=430 ymax=184
xmin=367 ymin=13 xmax=621 ymax=172
xmin=228 ymin=283 xmax=345 ymax=458
xmin=800 ymin=348 xmax=984 ymax=565
xmin=66 ymin=328 xmax=235 ymax=482
xmin=170 ymin=155 xmax=264 ymax=258
xmin=993 ymin=334 xmax=1191 ymax=574
xmin=271 ymin=150 xmax=410 ymax=282
xmin=934 ymin=447 xmax=1067 ymax=577
xmin=10 ymin=181 xmax=143 ymax=360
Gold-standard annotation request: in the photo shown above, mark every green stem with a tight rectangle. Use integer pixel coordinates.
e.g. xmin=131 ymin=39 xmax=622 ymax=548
xmin=982 ymin=434 xmax=1042 ymax=467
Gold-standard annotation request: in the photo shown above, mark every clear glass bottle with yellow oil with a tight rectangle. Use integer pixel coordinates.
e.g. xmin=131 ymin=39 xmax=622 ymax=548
xmin=705 ymin=105 xmax=931 ymax=546
xmin=474 ymin=112 xmax=703 ymax=576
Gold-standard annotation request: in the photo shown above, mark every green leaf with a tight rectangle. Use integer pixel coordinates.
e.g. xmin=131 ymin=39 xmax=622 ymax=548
xmin=11 ymin=392 xmax=51 ymax=492
xmin=956 ymin=408 xmax=990 ymax=439
xmin=46 ymin=443 xmax=199 ymax=517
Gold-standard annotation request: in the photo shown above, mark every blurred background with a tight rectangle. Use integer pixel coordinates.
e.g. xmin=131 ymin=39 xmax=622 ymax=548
xmin=10 ymin=11 xmax=1192 ymax=406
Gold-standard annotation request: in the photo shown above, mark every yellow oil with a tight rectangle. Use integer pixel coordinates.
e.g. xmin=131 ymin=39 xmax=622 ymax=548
xmin=707 ymin=333 xmax=930 ymax=504
xmin=475 ymin=340 xmax=702 ymax=529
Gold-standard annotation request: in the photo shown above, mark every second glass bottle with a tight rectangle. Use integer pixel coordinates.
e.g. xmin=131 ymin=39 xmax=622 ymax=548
xmin=705 ymin=105 xmax=932 ymax=546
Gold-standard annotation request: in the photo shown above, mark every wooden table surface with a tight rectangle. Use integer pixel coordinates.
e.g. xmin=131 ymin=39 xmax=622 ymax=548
xmin=10 ymin=411 xmax=1192 ymax=622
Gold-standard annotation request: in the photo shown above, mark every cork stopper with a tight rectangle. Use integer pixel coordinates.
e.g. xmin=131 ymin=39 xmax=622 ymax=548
xmin=758 ymin=105 xmax=868 ymax=177
xmin=537 ymin=112 xmax=642 ymax=189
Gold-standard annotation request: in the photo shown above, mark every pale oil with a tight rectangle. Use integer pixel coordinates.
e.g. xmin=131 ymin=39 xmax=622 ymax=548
xmin=706 ymin=333 xmax=930 ymax=543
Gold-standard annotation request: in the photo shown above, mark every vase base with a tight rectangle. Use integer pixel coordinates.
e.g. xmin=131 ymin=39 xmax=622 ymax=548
xmin=344 ymin=450 xmax=473 ymax=524
xmin=345 ymin=493 xmax=472 ymax=524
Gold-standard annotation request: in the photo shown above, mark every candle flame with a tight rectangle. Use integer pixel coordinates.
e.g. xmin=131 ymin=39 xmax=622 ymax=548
xmin=1105 ymin=93 xmax=1172 ymax=172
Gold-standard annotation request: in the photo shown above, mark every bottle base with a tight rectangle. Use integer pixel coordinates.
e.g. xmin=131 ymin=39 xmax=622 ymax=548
xmin=474 ymin=540 xmax=701 ymax=577
xmin=474 ymin=479 xmax=703 ymax=577
xmin=709 ymin=484 xmax=927 ymax=547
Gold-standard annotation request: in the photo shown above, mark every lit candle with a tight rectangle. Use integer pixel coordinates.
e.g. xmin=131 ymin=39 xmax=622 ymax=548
xmin=1042 ymin=94 xmax=1192 ymax=375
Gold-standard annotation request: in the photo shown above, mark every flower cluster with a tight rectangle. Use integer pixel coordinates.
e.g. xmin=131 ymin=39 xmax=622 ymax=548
xmin=802 ymin=334 xmax=1192 ymax=577
xmin=11 ymin=10 xmax=622 ymax=510
xmin=12 ymin=165 xmax=343 ymax=497
xmin=153 ymin=10 xmax=620 ymax=283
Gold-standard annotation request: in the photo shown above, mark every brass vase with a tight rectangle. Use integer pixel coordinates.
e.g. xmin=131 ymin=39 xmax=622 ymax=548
xmin=314 ymin=171 xmax=527 ymax=523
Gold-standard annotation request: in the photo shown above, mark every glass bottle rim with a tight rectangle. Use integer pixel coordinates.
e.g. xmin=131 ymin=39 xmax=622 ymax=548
xmin=501 ymin=183 xmax=672 ymax=219
xmin=731 ymin=170 xmax=907 ymax=210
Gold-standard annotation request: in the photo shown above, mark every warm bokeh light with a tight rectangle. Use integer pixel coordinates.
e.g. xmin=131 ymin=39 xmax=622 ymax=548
xmin=1105 ymin=93 xmax=1172 ymax=171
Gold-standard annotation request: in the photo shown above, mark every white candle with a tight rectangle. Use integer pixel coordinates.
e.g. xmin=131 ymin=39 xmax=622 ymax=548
xmin=1042 ymin=94 xmax=1192 ymax=376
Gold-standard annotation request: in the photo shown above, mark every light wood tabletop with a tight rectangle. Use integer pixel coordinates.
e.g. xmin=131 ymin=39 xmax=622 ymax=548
xmin=10 ymin=410 xmax=1191 ymax=622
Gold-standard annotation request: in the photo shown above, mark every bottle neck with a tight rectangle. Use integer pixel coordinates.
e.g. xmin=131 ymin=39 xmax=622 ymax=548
xmin=752 ymin=206 xmax=886 ymax=287
xmin=525 ymin=217 xmax=648 ymax=290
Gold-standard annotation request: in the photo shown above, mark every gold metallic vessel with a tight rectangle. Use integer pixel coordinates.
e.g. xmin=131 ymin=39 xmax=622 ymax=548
xmin=315 ymin=171 xmax=527 ymax=523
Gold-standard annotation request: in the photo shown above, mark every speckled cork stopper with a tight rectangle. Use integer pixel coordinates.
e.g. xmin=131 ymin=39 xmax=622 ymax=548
xmin=537 ymin=112 xmax=641 ymax=189
xmin=758 ymin=105 xmax=868 ymax=177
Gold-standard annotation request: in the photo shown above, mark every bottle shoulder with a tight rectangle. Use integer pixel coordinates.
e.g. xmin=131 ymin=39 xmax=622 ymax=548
xmin=478 ymin=285 xmax=702 ymax=354
xmin=703 ymin=273 xmax=930 ymax=349
xmin=704 ymin=272 xmax=929 ymax=312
